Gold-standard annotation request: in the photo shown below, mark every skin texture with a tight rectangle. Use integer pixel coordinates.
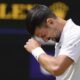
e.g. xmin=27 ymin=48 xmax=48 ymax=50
xmin=24 ymin=17 xmax=74 ymax=76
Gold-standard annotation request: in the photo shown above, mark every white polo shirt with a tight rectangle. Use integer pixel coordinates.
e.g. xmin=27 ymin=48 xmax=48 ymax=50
xmin=55 ymin=19 xmax=80 ymax=80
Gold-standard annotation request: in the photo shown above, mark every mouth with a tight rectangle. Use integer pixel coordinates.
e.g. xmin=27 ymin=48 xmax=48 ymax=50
xmin=51 ymin=37 xmax=60 ymax=42
xmin=51 ymin=38 xmax=55 ymax=41
xmin=50 ymin=37 xmax=56 ymax=42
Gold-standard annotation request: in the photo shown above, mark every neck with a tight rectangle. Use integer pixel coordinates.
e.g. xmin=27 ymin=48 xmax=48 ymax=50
xmin=55 ymin=17 xmax=66 ymax=42
xmin=57 ymin=17 xmax=66 ymax=32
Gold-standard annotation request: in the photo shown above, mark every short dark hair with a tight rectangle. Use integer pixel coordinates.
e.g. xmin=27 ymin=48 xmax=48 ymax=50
xmin=26 ymin=4 xmax=57 ymax=36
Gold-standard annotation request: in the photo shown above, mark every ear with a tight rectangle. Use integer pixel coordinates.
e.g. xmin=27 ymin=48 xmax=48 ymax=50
xmin=46 ymin=18 xmax=54 ymax=27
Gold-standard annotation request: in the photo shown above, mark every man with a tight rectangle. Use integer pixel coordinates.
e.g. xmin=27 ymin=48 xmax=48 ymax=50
xmin=24 ymin=5 xmax=80 ymax=80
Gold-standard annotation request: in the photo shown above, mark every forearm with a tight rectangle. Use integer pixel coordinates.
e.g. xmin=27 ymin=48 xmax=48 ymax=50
xmin=31 ymin=47 xmax=65 ymax=76
xmin=38 ymin=51 xmax=74 ymax=76
xmin=38 ymin=53 xmax=59 ymax=76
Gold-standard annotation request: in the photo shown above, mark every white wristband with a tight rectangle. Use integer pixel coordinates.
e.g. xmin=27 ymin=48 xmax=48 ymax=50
xmin=31 ymin=47 xmax=46 ymax=61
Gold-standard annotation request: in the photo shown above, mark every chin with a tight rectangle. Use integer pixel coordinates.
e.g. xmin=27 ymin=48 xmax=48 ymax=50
xmin=52 ymin=37 xmax=60 ymax=43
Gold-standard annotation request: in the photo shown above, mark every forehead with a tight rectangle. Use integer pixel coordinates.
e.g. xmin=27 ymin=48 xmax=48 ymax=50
xmin=34 ymin=27 xmax=47 ymax=34
xmin=34 ymin=27 xmax=42 ymax=34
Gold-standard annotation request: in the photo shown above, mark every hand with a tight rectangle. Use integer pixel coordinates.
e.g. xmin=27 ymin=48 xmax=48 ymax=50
xmin=24 ymin=38 xmax=41 ymax=53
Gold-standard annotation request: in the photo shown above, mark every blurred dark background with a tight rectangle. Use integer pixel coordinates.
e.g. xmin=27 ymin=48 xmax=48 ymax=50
xmin=0 ymin=0 xmax=80 ymax=80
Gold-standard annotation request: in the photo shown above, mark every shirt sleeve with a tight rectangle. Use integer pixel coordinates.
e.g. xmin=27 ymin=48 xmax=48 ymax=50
xmin=59 ymin=32 xmax=80 ymax=63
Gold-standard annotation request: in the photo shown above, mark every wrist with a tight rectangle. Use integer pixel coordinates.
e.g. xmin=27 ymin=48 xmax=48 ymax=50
xmin=31 ymin=47 xmax=46 ymax=61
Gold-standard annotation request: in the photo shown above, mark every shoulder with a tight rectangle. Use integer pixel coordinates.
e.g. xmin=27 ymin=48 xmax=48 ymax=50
xmin=62 ymin=24 xmax=80 ymax=44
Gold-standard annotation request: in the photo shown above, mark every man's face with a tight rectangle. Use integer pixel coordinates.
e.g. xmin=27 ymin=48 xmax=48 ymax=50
xmin=34 ymin=25 xmax=61 ymax=42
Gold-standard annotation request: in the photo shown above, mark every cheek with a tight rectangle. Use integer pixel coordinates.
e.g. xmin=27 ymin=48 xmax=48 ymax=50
xmin=47 ymin=29 xmax=53 ymax=35
xmin=47 ymin=29 xmax=56 ymax=37
xmin=35 ymin=29 xmax=42 ymax=36
xmin=40 ymin=29 xmax=47 ymax=34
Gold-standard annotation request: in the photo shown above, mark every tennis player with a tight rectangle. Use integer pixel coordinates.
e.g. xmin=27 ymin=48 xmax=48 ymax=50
xmin=24 ymin=5 xmax=80 ymax=80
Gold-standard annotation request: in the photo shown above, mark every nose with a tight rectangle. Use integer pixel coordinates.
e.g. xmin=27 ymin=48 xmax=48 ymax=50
xmin=36 ymin=33 xmax=49 ymax=42
xmin=43 ymin=37 xmax=49 ymax=42
xmin=38 ymin=34 xmax=42 ymax=37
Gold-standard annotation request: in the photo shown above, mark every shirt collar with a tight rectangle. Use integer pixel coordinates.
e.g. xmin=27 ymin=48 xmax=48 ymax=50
xmin=59 ymin=19 xmax=74 ymax=43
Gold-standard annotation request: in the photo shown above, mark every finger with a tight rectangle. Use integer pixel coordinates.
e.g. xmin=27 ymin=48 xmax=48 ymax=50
xmin=26 ymin=41 xmax=29 ymax=44
xmin=24 ymin=44 xmax=28 ymax=48
xmin=24 ymin=45 xmax=26 ymax=48
xmin=27 ymin=38 xmax=31 ymax=42
xmin=30 ymin=38 xmax=36 ymax=41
